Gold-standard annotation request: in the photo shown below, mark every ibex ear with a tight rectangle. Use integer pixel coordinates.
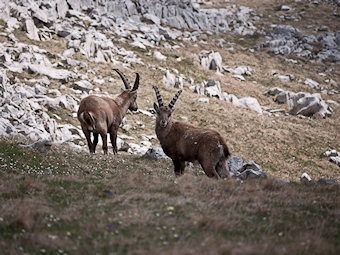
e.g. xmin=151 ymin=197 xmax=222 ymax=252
xmin=153 ymin=102 xmax=159 ymax=113
xmin=130 ymin=90 xmax=137 ymax=96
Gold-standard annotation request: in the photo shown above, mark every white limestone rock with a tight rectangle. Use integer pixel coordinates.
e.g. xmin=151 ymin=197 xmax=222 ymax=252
xmin=199 ymin=51 xmax=223 ymax=72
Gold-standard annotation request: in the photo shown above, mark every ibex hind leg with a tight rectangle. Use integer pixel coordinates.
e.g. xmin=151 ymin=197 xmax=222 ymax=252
xmin=215 ymin=157 xmax=229 ymax=179
xmin=93 ymin=133 xmax=99 ymax=153
xmin=82 ymin=127 xmax=94 ymax=153
xmin=200 ymin=158 xmax=220 ymax=179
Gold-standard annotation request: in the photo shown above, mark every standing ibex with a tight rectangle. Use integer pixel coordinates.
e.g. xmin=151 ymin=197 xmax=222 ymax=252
xmin=77 ymin=69 xmax=140 ymax=154
xmin=153 ymin=86 xmax=231 ymax=178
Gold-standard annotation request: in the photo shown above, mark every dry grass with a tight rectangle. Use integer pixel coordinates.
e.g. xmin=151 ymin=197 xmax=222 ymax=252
xmin=0 ymin=138 xmax=339 ymax=254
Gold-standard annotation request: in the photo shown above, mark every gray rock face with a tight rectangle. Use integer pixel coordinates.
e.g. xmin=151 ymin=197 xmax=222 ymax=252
xmin=192 ymin=78 xmax=222 ymax=99
xmin=228 ymin=156 xmax=267 ymax=180
xmin=324 ymin=150 xmax=340 ymax=167
xmin=24 ymin=18 xmax=40 ymax=40
xmin=258 ymin=25 xmax=340 ymax=62
xmin=27 ymin=64 xmax=75 ymax=80
xmin=304 ymin=78 xmax=319 ymax=89
xmin=0 ymin=67 xmax=82 ymax=144
xmin=162 ymin=70 xmax=183 ymax=89
xmin=72 ymin=80 xmax=94 ymax=92
xmin=236 ymin=97 xmax=263 ymax=114
xmin=199 ymin=51 xmax=223 ymax=72
xmin=267 ymin=88 xmax=333 ymax=118
xmin=224 ymin=66 xmax=253 ymax=76
xmin=204 ymin=78 xmax=222 ymax=99
xmin=145 ymin=146 xmax=169 ymax=159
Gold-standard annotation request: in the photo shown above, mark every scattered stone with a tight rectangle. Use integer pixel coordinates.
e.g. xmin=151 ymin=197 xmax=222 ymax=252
xmin=154 ymin=51 xmax=167 ymax=61
xmin=199 ymin=51 xmax=223 ymax=72
xmin=324 ymin=150 xmax=340 ymax=167
xmin=128 ymin=143 xmax=149 ymax=155
xmin=228 ymin=156 xmax=267 ymax=180
xmin=19 ymin=139 xmax=53 ymax=153
xmin=204 ymin=78 xmax=222 ymax=99
xmin=130 ymin=40 xmax=146 ymax=50
xmin=267 ymin=88 xmax=333 ymax=118
xmin=145 ymin=146 xmax=169 ymax=159
xmin=301 ymin=172 xmax=338 ymax=185
xmin=232 ymin=74 xmax=246 ymax=81
xmin=27 ymin=65 xmax=74 ymax=81
xmin=281 ymin=5 xmax=292 ymax=11
xmin=300 ymin=172 xmax=312 ymax=183
xmin=198 ymin=98 xmax=209 ymax=103
xmin=304 ymin=78 xmax=319 ymax=89
xmin=24 ymin=19 xmax=40 ymax=41
xmin=225 ymin=66 xmax=252 ymax=76
xmin=265 ymin=87 xmax=284 ymax=96
xmin=162 ymin=70 xmax=183 ymax=89
xmin=117 ymin=137 xmax=130 ymax=152
xmin=72 ymin=80 xmax=93 ymax=92
xmin=237 ymin=97 xmax=263 ymax=114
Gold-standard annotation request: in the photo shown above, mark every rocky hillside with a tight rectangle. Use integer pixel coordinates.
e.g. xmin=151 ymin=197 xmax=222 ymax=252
xmin=0 ymin=0 xmax=339 ymax=181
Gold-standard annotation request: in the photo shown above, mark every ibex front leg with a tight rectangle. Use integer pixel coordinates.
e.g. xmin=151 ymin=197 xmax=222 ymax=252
xmin=100 ymin=131 xmax=108 ymax=155
xmin=109 ymin=129 xmax=118 ymax=155
xmin=173 ymin=159 xmax=185 ymax=176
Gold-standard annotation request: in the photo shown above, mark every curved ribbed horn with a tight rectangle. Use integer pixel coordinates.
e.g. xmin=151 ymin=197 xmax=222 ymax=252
xmin=113 ymin=68 xmax=130 ymax=90
xmin=131 ymin=72 xmax=140 ymax=91
xmin=168 ymin=90 xmax=182 ymax=109
xmin=153 ymin=86 xmax=164 ymax=107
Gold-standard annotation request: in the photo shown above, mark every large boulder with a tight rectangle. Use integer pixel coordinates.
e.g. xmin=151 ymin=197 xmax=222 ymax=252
xmin=271 ymin=89 xmax=333 ymax=118
xmin=228 ymin=156 xmax=267 ymax=180
xmin=145 ymin=146 xmax=169 ymax=159
xmin=324 ymin=150 xmax=340 ymax=168
xmin=199 ymin=51 xmax=223 ymax=72
xmin=162 ymin=70 xmax=183 ymax=89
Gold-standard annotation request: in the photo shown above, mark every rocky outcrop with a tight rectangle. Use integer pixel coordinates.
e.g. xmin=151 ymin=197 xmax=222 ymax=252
xmin=324 ymin=150 xmax=340 ymax=167
xmin=191 ymin=78 xmax=263 ymax=114
xmin=228 ymin=156 xmax=267 ymax=180
xmin=266 ymin=88 xmax=333 ymax=118
xmin=0 ymin=67 xmax=82 ymax=144
xmin=258 ymin=25 xmax=340 ymax=62
xmin=199 ymin=51 xmax=223 ymax=72
xmin=162 ymin=70 xmax=183 ymax=89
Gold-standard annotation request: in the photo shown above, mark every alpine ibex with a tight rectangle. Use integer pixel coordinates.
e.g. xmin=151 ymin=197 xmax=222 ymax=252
xmin=77 ymin=69 xmax=140 ymax=154
xmin=153 ymin=86 xmax=231 ymax=179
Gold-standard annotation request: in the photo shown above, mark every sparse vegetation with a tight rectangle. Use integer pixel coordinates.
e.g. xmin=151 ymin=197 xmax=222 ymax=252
xmin=0 ymin=139 xmax=339 ymax=254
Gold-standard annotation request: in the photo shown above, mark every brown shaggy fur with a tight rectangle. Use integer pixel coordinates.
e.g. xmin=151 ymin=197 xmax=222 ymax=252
xmin=153 ymin=87 xmax=231 ymax=178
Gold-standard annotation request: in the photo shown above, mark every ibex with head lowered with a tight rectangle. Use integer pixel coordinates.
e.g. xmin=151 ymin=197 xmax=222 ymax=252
xmin=77 ymin=69 xmax=140 ymax=154
xmin=153 ymin=86 xmax=231 ymax=179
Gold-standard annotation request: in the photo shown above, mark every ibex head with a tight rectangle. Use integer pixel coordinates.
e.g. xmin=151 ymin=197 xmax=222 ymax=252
xmin=113 ymin=69 xmax=140 ymax=111
xmin=153 ymin=86 xmax=182 ymax=128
